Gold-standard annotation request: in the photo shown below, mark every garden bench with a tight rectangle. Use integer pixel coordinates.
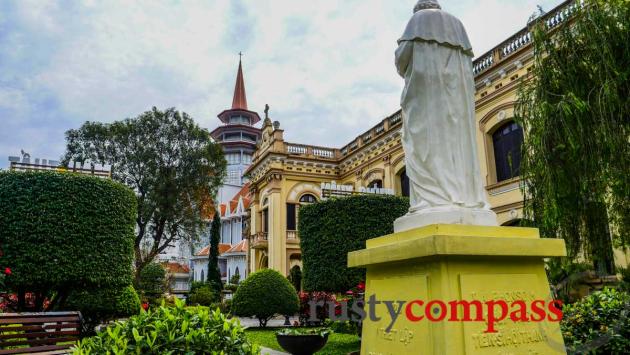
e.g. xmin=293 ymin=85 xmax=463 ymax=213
xmin=0 ymin=312 xmax=82 ymax=354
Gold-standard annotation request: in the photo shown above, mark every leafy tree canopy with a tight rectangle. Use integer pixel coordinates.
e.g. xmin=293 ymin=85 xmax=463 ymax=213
xmin=63 ymin=107 xmax=227 ymax=277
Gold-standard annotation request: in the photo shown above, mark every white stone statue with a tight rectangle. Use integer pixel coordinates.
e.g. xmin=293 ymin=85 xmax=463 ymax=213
xmin=394 ymin=0 xmax=497 ymax=232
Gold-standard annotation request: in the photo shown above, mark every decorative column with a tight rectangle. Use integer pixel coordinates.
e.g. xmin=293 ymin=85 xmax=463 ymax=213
xmin=265 ymin=170 xmax=287 ymax=275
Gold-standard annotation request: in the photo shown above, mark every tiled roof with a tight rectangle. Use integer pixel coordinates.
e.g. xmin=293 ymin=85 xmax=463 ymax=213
xmin=219 ymin=183 xmax=251 ymax=217
xmin=195 ymin=243 xmax=232 ymax=257
xmin=225 ymin=239 xmax=248 ymax=254
xmin=163 ymin=262 xmax=190 ymax=274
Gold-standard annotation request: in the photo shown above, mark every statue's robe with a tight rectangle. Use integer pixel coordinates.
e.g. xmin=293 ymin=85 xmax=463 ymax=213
xmin=395 ymin=9 xmax=489 ymax=211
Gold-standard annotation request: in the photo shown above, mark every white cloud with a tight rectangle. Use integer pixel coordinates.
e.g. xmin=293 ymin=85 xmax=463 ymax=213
xmin=0 ymin=0 xmax=564 ymax=167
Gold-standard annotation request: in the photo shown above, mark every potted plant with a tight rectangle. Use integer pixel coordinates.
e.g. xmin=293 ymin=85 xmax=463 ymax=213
xmin=276 ymin=328 xmax=330 ymax=355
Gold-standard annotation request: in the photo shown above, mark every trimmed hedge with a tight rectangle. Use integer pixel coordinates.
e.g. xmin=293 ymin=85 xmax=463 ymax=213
xmin=0 ymin=171 xmax=136 ymax=291
xmin=299 ymin=195 xmax=409 ymax=292
xmin=232 ymin=269 xmax=299 ymax=327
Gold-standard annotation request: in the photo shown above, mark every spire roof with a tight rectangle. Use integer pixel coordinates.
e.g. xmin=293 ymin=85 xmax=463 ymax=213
xmin=231 ymin=58 xmax=248 ymax=110
xmin=216 ymin=55 xmax=261 ymax=125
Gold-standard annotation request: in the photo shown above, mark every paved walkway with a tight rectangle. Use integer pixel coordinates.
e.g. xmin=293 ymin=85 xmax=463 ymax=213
xmin=260 ymin=347 xmax=289 ymax=355
xmin=237 ymin=315 xmax=300 ymax=328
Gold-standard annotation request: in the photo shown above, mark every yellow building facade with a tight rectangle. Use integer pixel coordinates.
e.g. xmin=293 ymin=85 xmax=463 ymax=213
xmin=244 ymin=0 xmax=628 ymax=276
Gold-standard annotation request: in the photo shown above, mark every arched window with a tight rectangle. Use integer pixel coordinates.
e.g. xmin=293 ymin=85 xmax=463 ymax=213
xmin=400 ymin=169 xmax=410 ymax=197
xmin=492 ymin=121 xmax=524 ymax=182
xmin=299 ymin=194 xmax=317 ymax=204
xmin=288 ymin=194 xmax=317 ymax=231
xmin=368 ymin=180 xmax=383 ymax=189
xmin=200 ymin=269 xmax=205 ymax=282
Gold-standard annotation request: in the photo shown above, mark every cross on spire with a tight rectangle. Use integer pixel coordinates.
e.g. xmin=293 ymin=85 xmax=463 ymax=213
xmin=231 ymin=54 xmax=248 ymax=110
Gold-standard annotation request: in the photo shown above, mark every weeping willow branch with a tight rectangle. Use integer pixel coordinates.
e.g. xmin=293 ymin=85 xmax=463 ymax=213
xmin=515 ymin=0 xmax=629 ymax=274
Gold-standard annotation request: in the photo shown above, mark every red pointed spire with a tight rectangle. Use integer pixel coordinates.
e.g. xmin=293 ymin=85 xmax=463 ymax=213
xmin=231 ymin=56 xmax=248 ymax=110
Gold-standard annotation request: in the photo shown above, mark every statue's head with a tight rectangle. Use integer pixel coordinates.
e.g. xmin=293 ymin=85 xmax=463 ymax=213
xmin=414 ymin=0 xmax=441 ymax=13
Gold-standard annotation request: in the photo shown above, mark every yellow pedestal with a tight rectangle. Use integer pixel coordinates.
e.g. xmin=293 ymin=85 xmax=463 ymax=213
xmin=347 ymin=224 xmax=567 ymax=355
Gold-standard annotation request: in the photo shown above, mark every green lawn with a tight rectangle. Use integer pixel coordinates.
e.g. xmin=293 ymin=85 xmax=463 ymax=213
xmin=245 ymin=328 xmax=361 ymax=355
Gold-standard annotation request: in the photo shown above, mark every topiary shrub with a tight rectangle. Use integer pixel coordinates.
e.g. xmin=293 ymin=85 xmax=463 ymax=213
xmin=561 ymin=288 xmax=630 ymax=354
xmin=66 ymin=285 xmax=141 ymax=334
xmin=71 ymin=298 xmax=259 ymax=354
xmin=135 ymin=262 xmax=167 ymax=304
xmin=0 ymin=171 xmax=136 ymax=311
xmin=188 ymin=285 xmax=215 ymax=306
xmin=232 ymin=269 xmax=299 ymax=327
xmin=299 ymin=195 xmax=408 ymax=292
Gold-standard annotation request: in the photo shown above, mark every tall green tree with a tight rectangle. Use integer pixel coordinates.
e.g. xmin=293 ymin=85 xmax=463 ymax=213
xmin=63 ymin=107 xmax=227 ymax=278
xmin=516 ymin=0 xmax=629 ymax=274
xmin=207 ymin=211 xmax=223 ymax=295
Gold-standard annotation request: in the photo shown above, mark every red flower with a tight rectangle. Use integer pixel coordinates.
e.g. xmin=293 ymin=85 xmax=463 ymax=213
xmin=4 ymin=267 xmax=10 ymax=275
xmin=346 ymin=290 xmax=354 ymax=296
xmin=142 ymin=302 xmax=149 ymax=311
xmin=335 ymin=304 xmax=342 ymax=316
xmin=357 ymin=281 xmax=365 ymax=291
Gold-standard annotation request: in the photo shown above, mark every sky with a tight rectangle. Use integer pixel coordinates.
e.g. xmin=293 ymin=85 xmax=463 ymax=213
xmin=0 ymin=0 xmax=563 ymax=169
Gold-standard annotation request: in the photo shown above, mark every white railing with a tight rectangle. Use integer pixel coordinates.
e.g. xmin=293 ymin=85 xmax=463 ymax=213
xmin=473 ymin=53 xmax=494 ymax=75
xmin=501 ymin=32 xmax=532 ymax=58
xmin=389 ymin=113 xmax=402 ymax=125
xmin=313 ymin=148 xmax=334 ymax=158
xmin=287 ymin=230 xmax=299 ymax=241
xmin=473 ymin=0 xmax=582 ymax=75
xmin=287 ymin=145 xmax=307 ymax=155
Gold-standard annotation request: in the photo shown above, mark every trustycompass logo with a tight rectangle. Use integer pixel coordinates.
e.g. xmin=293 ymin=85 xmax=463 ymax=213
xmin=307 ymin=295 xmax=563 ymax=333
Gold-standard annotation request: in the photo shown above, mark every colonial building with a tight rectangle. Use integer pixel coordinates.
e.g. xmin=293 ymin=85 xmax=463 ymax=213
xmin=217 ymin=183 xmax=251 ymax=281
xmin=163 ymin=262 xmax=192 ymax=300
xmin=244 ymin=0 xmax=611 ymax=277
xmin=211 ymin=58 xmax=261 ymax=191
xmin=190 ymin=58 xmax=261 ymax=283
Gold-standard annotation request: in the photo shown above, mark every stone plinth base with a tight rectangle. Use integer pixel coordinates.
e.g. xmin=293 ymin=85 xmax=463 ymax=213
xmin=347 ymin=224 xmax=567 ymax=355
xmin=394 ymin=206 xmax=498 ymax=233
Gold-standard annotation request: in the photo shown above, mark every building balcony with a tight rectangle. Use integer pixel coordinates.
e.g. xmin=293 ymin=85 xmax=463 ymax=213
xmin=286 ymin=230 xmax=300 ymax=245
xmin=252 ymin=232 xmax=268 ymax=249
xmin=220 ymin=136 xmax=258 ymax=144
